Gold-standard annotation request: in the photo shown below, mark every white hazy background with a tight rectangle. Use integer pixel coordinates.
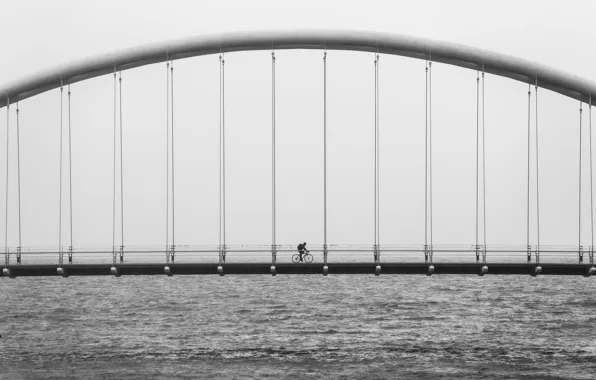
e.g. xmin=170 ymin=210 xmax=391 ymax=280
xmin=1 ymin=0 xmax=596 ymax=251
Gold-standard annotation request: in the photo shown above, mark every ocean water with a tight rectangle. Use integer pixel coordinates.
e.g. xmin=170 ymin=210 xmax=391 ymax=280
xmin=1 ymin=274 xmax=595 ymax=379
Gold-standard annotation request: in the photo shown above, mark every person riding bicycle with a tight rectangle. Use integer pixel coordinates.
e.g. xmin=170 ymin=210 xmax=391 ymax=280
xmin=297 ymin=242 xmax=308 ymax=262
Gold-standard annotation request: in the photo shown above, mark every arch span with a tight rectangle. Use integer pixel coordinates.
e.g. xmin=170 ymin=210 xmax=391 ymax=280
xmin=1 ymin=29 xmax=595 ymax=108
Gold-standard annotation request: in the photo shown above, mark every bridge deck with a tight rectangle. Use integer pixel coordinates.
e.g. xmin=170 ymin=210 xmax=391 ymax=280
xmin=2 ymin=263 xmax=594 ymax=277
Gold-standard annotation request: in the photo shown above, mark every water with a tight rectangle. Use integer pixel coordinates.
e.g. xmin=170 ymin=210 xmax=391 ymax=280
xmin=1 ymin=275 xmax=595 ymax=379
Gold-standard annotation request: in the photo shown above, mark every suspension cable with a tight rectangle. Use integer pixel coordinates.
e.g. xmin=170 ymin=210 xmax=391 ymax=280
xmin=165 ymin=60 xmax=170 ymax=257
xmin=68 ymin=85 xmax=73 ymax=252
xmin=579 ymin=101 xmax=583 ymax=253
xmin=272 ymin=51 xmax=276 ymax=254
xmin=218 ymin=54 xmax=222 ymax=252
xmin=535 ymin=81 xmax=540 ymax=256
xmin=222 ymin=54 xmax=226 ymax=252
xmin=119 ymin=71 xmax=124 ymax=257
xmin=590 ymin=95 xmax=594 ymax=254
xmin=476 ymin=71 xmax=479 ymax=253
xmin=59 ymin=84 xmax=63 ymax=255
xmin=374 ymin=53 xmax=379 ymax=253
xmin=429 ymin=60 xmax=433 ymax=252
xmin=323 ymin=50 xmax=327 ymax=259
xmin=377 ymin=53 xmax=380 ymax=252
xmin=424 ymin=62 xmax=428 ymax=255
xmin=482 ymin=70 xmax=487 ymax=257
xmin=171 ymin=60 xmax=175 ymax=254
xmin=4 ymin=98 xmax=9 ymax=259
xmin=112 ymin=70 xmax=117 ymax=255
xmin=527 ymin=84 xmax=531 ymax=255
xmin=16 ymin=102 xmax=21 ymax=253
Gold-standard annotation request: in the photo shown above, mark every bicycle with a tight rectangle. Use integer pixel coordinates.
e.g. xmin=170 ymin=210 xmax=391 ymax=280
xmin=292 ymin=251 xmax=313 ymax=263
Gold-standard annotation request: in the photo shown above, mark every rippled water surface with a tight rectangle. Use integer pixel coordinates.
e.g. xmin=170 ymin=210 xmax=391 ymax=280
xmin=1 ymin=275 xmax=596 ymax=379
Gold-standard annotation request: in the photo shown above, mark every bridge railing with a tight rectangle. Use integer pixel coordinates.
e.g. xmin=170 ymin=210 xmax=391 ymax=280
xmin=3 ymin=244 xmax=593 ymax=266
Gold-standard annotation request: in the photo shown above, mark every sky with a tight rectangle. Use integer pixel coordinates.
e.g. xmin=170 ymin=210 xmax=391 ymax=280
xmin=1 ymin=0 xmax=596 ymax=254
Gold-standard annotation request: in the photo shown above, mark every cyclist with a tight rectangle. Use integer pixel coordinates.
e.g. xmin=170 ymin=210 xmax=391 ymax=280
xmin=296 ymin=242 xmax=308 ymax=262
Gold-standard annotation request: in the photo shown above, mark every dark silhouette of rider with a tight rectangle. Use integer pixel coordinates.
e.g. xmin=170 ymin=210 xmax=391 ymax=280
xmin=297 ymin=242 xmax=308 ymax=262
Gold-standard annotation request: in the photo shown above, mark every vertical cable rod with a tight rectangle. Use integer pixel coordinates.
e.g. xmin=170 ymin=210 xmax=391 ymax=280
xmin=535 ymin=81 xmax=541 ymax=258
xmin=377 ymin=53 xmax=380 ymax=252
xmin=67 ymin=85 xmax=73 ymax=256
xmin=218 ymin=55 xmax=222 ymax=253
xmin=112 ymin=71 xmax=117 ymax=257
xmin=171 ymin=61 xmax=175 ymax=257
xmin=119 ymin=71 xmax=124 ymax=261
xmin=16 ymin=103 xmax=21 ymax=263
xmin=16 ymin=104 xmax=21 ymax=248
xmin=58 ymin=84 xmax=63 ymax=261
xmin=475 ymin=71 xmax=479 ymax=256
xmin=429 ymin=60 xmax=433 ymax=255
xmin=4 ymin=99 xmax=9 ymax=260
xmin=579 ymin=101 xmax=583 ymax=256
xmin=272 ymin=51 xmax=276 ymax=258
xmin=373 ymin=53 xmax=378 ymax=259
xmin=323 ymin=50 xmax=327 ymax=262
xmin=217 ymin=53 xmax=222 ymax=252
xmin=482 ymin=70 xmax=487 ymax=261
xmin=590 ymin=95 xmax=594 ymax=256
xmin=222 ymin=54 xmax=226 ymax=255
xmin=165 ymin=60 xmax=170 ymax=261
xmin=424 ymin=63 xmax=428 ymax=260
xmin=526 ymin=84 xmax=531 ymax=260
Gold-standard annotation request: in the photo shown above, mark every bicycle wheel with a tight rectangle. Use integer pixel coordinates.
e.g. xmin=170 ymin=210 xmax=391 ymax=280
xmin=304 ymin=254 xmax=313 ymax=263
xmin=292 ymin=254 xmax=301 ymax=263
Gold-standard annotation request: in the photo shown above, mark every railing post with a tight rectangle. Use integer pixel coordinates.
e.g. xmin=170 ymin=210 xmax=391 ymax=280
xmin=164 ymin=245 xmax=172 ymax=276
xmin=16 ymin=246 xmax=21 ymax=264
xmin=579 ymin=245 xmax=584 ymax=264
xmin=475 ymin=244 xmax=481 ymax=263
xmin=68 ymin=245 xmax=73 ymax=264
xmin=170 ymin=244 xmax=175 ymax=263
xmin=112 ymin=245 xmax=117 ymax=267
xmin=527 ymin=245 xmax=532 ymax=264
xmin=217 ymin=245 xmax=226 ymax=276
xmin=424 ymin=244 xmax=428 ymax=263
xmin=2 ymin=248 xmax=10 ymax=277
xmin=119 ymin=244 xmax=124 ymax=263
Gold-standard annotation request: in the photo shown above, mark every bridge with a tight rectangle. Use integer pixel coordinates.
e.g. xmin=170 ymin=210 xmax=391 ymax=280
xmin=1 ymin=30 xmax=596 ymax=278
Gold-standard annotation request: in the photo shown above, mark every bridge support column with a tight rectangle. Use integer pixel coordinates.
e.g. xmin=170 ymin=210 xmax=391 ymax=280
xmin=527 ymin=245 xmax=532 ymax=264
xmin=531 ymin=250 xmax=542 ymax=276
xmin=426 ymin=245 xmax=434 ymax=276
xmin=217 ymin=245 xmax=225 ymax=276
xmin=374 ymin=245 xmax=381 ymax=276
xmin=2 ymin=267 xmax=12 ymax=278
xmin=164 ymin=245 xmax=173 ymax=276
xmin=16 ymin=247 xmax=21 ymax=264
xmin=587 ymin=246 xmax=595 ymax=277
xmin=270 ymin=245 xmax=276 ymax=276
xmin=56 ymin=267 xmax=68 ymax=277
xmin=111 ymin=245 xmax=121 ymax=277
xmin=323 ymin=244 xmax=328 ymax=276
xmin=68 ymin=246 xmax=73 ymax=264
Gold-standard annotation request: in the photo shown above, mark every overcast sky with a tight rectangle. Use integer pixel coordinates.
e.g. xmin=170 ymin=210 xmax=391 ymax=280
xmin=1 ymin=0 xmax=596 ymax=254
